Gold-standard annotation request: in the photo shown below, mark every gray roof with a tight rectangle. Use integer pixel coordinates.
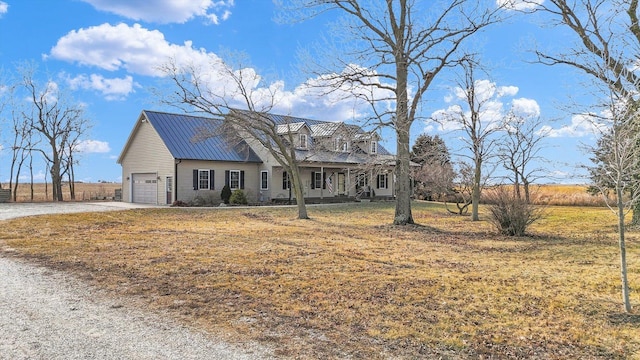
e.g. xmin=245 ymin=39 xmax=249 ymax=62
xmin=143 ymin=111 xmax=263 ymax=163
xmin=309 ymin=122 xmax=342 ymax=137
xmin=276 ymin=122 xmax=307 ymax=134
xmin=295 ymin=149 xmax=396 ymax=166
xmin=230 ymin=109 xmax=393 ymax=156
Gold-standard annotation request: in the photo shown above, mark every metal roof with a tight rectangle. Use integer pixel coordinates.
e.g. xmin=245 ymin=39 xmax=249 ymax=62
xmin=143 ymin=111 xmax=263 ymax=163
xmin=295 ymin=149 xmax=396 ymax=165
xmin=230 ymin=109 xmax=393 ymax=156
xmin=309 ymin=122 xmax=342 ymax=137
xmin=276 ymin=122 xmax=307 ymax=134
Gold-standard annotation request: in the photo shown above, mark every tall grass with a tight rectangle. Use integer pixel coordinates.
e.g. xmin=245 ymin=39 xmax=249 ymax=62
xmin=482 ymin=184 xmax=608 ymax=207
xmin=0 ymin=182 xmax=121 ymax=202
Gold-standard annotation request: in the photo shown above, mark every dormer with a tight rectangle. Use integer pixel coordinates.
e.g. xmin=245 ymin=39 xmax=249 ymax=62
xmin=276 ymin=122 xmax=311 ymax=150
xmin=354 ymin=132 xmax=381 ymax=154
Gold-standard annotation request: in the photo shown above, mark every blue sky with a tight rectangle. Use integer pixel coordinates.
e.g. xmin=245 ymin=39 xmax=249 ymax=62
xmin=0 ymin=0 xmax=602 ymax=184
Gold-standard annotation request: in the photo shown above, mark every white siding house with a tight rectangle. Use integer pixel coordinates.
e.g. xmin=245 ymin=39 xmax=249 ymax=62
xmin=118 ymin=110 xmax=396 ymax=205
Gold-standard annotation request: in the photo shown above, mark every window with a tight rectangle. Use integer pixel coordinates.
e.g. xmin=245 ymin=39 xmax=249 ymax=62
xmin=299 ymin=133 xmax=308 ymax=149
xmin=370 ymin=141 xmax=378 ymax=154
xmin=192 ymin=169 xmax=214 ymax=190
xmin=261 ymin=170 xmax=269 ymax=190
xmin=335 ymin=137 xmax=348 ymax=152
xmin=225 ymin=170 xmax=245 ymax=190
xmin=313 ymin=172 xmax=323 ymax=189
xmin=229 ymin=170 xmax=240 ymax=189
xmin=282 ymin=171 xmax=291 ymax=190
xmin=357 ymin=173 xmax=368 ymax=188
xmin=377 ymin=174 xmax=388 ymax=189
xmin=199 ymin=170 xmax=210 ymax=190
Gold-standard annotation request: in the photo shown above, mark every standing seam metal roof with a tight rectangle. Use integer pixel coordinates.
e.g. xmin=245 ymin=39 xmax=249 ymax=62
xmin=231 ymin=109 xmax=392 ymax=156
xmin=143 ymin=111 xmax=263 ymax=163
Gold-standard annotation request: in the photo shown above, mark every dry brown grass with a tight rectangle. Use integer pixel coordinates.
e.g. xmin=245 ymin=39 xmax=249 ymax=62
xmin=1 ymin=202 xmax=639 ymax=359
xmin=1 ymin=182 xmax=121 ymax=202
xmin=482 ymin=184 xmax=608 ymax=207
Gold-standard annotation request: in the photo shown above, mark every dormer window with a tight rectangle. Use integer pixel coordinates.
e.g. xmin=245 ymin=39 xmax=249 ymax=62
xmin=299 ymin=133 xmax=308 ymax=149
xmin=370 ymin=140 xmax=378 ymax=154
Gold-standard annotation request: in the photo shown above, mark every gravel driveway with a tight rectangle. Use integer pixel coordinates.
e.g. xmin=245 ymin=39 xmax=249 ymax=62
xmin=0 ymin=202 xmax=274 ymax=359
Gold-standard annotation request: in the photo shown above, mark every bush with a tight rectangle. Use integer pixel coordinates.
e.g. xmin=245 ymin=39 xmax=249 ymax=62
xmin=230 ymin=189 xmax=248 ymax=205
xmin=487 ymin=187 xmax=543 ymax=236
xmin=221 ymin=185 xmax=232 ymax=204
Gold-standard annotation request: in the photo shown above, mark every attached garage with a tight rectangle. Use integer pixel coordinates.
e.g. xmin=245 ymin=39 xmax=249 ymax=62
xmin=131 ymin=173 xmax=158 ymax=204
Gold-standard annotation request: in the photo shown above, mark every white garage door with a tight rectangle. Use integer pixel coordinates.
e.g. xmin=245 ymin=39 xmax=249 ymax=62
xmin=132 ymin=173 xmax=157 ymax=204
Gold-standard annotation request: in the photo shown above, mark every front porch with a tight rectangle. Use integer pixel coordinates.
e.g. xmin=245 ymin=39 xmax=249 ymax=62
xmin=270 ymin=164 xmax=395 ymax=203
xmin=271 ymin=194 xmax=395 ymax=205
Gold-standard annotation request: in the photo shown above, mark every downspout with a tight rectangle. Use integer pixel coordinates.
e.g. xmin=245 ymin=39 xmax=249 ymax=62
xmin=175 ymin=159 xmax=182 ymax=202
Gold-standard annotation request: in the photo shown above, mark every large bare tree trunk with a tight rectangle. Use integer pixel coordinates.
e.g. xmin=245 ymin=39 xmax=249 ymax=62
xmin=394 ymin=126 xmax=414 ymax=225
xmin=394 ymin=65 xmax=414 ymax=225
xmin=289 ymin=163 xmax=309 ymax=219
xmin=472 ymin=161 xmax=481 ymax=221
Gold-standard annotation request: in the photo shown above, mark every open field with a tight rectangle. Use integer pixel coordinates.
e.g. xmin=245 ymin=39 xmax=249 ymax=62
xmin=1 ymin=182 xmax=121 ymax=202
xmin=1 ymin=182 xmax=608 ymax=207
xmin=0 ymin=202 xmax=638 ymax=358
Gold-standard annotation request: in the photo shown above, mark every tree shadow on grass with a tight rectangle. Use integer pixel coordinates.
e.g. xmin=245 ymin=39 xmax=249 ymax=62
xmin=608 ymin=312 xmax=640 ymax=326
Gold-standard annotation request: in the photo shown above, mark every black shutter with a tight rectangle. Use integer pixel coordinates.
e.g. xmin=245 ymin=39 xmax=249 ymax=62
xmin=209 ymin=170 xmax=215 ymax=190
xmin=283 ymin=171 xmax=288 ymax=190
xmin=376 ymin=175 xmax=380 ymax=189
xmin=193 ymin=169 xmax=198 ymax=190
xmin=240 ymin=171 xmax=245 ymax=189
xmin=225 ymin=170 xmax=230 ymax=187
xmin=323 ymin=172 xmax=327 ymax=189
xmin=311 ymin=172 xmax=315 ymax=189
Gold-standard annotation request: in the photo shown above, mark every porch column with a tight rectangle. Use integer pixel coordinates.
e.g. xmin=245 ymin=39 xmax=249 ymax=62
xmin=347 ymin=168 xmax=351 ymax=196
xmin=320 ymin=166 xmax=324 ymax=199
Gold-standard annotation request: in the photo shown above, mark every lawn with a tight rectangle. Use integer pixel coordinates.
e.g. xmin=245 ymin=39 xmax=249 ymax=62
xmin=0 ymin=201 xmax=638 ymax=359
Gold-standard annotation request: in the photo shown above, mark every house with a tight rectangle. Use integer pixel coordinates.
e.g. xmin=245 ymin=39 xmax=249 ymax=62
xmin=118 ymin=110 xmax=396 ymax=205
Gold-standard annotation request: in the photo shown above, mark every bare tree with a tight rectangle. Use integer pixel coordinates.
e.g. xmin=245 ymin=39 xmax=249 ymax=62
xmin=525 ymin=0 xmax=640 ymax=223
xmin=431 ymin=59 xmax=504 ymax=221
xmin=61 ymin=118 xmax=91 ymax=200
xmin=8 ymin=112 xmax=32 ymax=201
xmin=499 ymin=112 xmax=550 ymax=203
xmin=586 ymin=93 xmax=640 ymax=313
xmin=445 ymin=160 xmax=474 ymax=215
xmin=281 ymin=0 xmax=506 ymax=225
xmin=159 ymin=57 xmax=311 ymax=219
xmin=20 ymin=65 xmax=90 ymax=202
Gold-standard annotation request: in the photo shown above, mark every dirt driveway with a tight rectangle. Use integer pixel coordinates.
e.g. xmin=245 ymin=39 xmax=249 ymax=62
xmin=0 ymin=202 xmax=274 ymax=360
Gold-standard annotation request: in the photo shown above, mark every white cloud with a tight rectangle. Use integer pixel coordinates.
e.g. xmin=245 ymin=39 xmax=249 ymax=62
xmin=49 ymin=23 xmax=391 ymax=121
xmin=50 ymin=23 xmax=204 ymax=76
xmin=511 ymin=97 xmax=540 ymax=117
xmin=76 ymin=140 xmax=111 ymax=153
xmin=80 ymin=0 xmax=234 ymax=24
xmin=428 ymin=79 xmax=542 ymax=134
xmin=539 ymin=113 xmax=605 ymax=138
xmin=66 ymin=74 xmax=136 ymax=100
xmin=498 ymin=85 xmax=519 ymax=98
xmin=0 ymin=1 xmax=8 ymax=17
xmin=496 ymin=0 xmax=544 ymax=11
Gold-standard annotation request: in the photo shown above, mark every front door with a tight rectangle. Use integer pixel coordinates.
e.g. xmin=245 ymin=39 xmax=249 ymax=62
xmin=166 ymin=176 xmax=173 ymax=205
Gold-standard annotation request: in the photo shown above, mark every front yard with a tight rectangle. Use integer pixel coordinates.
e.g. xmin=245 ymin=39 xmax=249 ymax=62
xmin=0 ymin=202 xmax=638 ymax=358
